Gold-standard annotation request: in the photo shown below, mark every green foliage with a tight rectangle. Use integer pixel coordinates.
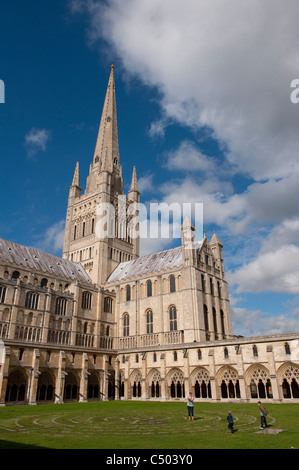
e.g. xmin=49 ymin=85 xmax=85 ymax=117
xmin=0 ymin=401 xmax=298 ymax=449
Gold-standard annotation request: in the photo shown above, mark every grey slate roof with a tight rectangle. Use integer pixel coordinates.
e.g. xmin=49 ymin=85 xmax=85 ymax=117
xmin=0 ymin=238 xmax=92 ymax=284
xmin=107 ymin=246 xmax=183 ymax=283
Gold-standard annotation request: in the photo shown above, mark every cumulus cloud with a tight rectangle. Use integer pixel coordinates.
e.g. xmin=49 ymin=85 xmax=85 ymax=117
xmin=71 ymin=0 xmax=299 ymax=181
xmin=24 ymin=127 xmax=52 ymax=157
xmin=228 ymin=217 xmax=299 ymax=294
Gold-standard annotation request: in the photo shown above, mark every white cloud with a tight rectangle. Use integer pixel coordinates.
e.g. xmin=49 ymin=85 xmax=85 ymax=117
xmin=231 ymin=306 xmax=299 ymax=337
xmin=75 ymin=0 xmax=299 ymax=181
xmin=35 ymin=220 xmax=65 ymax=255
xmin=24 ymin=127 xmax=52 ymax=157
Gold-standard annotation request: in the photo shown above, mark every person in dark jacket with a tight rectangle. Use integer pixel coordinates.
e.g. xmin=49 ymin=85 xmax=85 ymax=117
xmin=227 ymin=411 xmax=234 ymax=433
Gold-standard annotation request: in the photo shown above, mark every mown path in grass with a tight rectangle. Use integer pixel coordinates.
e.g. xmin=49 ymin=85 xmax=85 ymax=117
xmin=0 ymin=401 xmax=298 ymax=449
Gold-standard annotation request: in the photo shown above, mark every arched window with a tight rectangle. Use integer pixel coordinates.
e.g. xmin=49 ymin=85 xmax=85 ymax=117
xmin=25 ymin=291 xmax=39 ymax=310
xmin=197 ymin=349 xmax=202 ymax=360
xmin=126 ymin=285 xmax=131 ymax=301
xmin=210 ymin=278 xmax=214 ymax=295
xmin=82 ymin=291 xmax=92 ymax=309
xmin=213 ymin=307 xmax=218 ymax=339
xmin=147 ymin=280 xmax=152 ymax=297
xmin=104 ymin=297 xmax=113 ymax=313
xmin=174 ymin=351 xmax=178 ymax=361
xmin=0 ymin=285 xmax=6 ymax=304
xmin=146 ymin=309 xmax=153 ymax=334
xmin=204 ymin=304 xmax=209 ymax=341
xmin=169 ymin=275 xmax=176 ymax=293
xmin=220 ymin=310 xmax=225 ymax=337
xmin=169 ymin=305 xmax=177 ymax=331
xmin=41 ymin=278 xmax=48 ymax=288
xmin=12 ymin=271 xmax=20 ymax=280
xmin=55 ymin=297 xmax=67 ymax=316
xmin=253 ymin=345 xmax=258 ymax=357
xmin=123 ymin=314 xmax=129 ymax=337
xmin=224 ymin=347 xmax=229 ymax=359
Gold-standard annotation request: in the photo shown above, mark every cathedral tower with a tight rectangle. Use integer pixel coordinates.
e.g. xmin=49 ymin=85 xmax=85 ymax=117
xmin=63 ymin=66 xmax=140 ymax=285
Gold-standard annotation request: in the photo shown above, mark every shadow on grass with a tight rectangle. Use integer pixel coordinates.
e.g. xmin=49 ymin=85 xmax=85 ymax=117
xmin=0 ymin=440 xmax=47 ymax=449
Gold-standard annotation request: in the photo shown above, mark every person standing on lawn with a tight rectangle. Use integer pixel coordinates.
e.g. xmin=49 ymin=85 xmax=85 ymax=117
xmin=227 ymin=411 xmax=234 ymax=433
xmin=258 ymin=401 xmax=268 ymax=429
xmin=187 ymin=392 xmax=194 ymax=421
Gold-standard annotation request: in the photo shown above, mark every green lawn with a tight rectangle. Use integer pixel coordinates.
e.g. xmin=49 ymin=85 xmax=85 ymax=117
xmin=0 ymin=401 xmax=298 ymax=449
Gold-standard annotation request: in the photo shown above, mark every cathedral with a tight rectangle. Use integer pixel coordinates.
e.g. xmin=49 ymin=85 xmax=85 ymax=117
xmin=0 ymin=66 xmax=298 ymax=406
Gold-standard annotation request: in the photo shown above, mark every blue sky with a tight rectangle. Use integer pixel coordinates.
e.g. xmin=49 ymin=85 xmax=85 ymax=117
xmin=1 ymin=0 xmax=299 ymax=337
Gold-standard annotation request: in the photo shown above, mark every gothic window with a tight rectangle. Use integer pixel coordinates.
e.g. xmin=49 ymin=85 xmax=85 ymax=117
xmin=82 ymin=222 xmax=85 ymax=237
xmin=146 ymin=309 xmax=153 ymax=334
xmin=285 ymin=343 xmax=291 ymax=355
xmin=174 ymin=351 xmax=178 ymax=361
xmin=169 ymin=275 xmax=176 ymax=293
xmin=210 ymin=278 xmax=214 ymax=295
xmin=220 ymin=310 xmax=225 ymax=337
xmin=0 ymin=285 xmax=6 ymax=303
xmin=197 ymin=349 xmax=202 ymax=360
xmin=55 ymin=297 xmax=67 ymax=316
xmin=136 ymin=354 xmax=139 ymax=363
xmin=153 ymin=353 xmax=157 ymax=362
xmin=253 ymin=345 xmax=258 ymax=357
xmin=219 ymin=368 xmax=240 ymax=399
xmin=249 ymin=367 xmax=273 ymax=399
xmin=104 ymin=297 xmax=113 ymax=313
xmin=123 ymin=313 xmax=129 ymax=337
xmin=169 ymin=305 xmax=177 ymax=331
xmin=224 ymin=347 xmax=229 ymax=359
xmin=213 ymin=307 xmax=218 ymax=339
xmin=126 ymin=285 xmax=131 ymax=301
xmin=74 ymin=225 xmax=77 ymax=240
xmin=147 ymin=280 xmax=152 ymax=297
xmin=82 ymin=291 xmax=92 ymax=309
xmin=25 ymin=291 xmax=39 ymax=310
xmin=204 ymin=304 xmax=210 ymax=340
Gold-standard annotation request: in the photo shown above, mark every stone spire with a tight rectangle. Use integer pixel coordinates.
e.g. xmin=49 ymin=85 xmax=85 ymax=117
xmin=72 ymin=161 xmax=80 ymax=187
xmin=92 ymin=64 xmax=119 ymax=173
xmin=130 ymin=166 xmax=139 ymax=192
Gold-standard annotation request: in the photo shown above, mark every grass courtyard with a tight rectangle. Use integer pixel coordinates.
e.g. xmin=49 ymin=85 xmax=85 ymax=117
xmin=0 ymin=400 xmax=298 ymax=450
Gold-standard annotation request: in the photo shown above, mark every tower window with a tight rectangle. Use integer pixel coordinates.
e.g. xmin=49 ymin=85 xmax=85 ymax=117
xmin=126 ymin=285 xmax=131 ymax=301
xmin=147 ymin=280 xmax=152 ymax=297
xmin=82 ymin=291 xmax=92 ymax=310
xmin=123 ymin=313 xmax=130 ymax=337
xmin=104 ymin=297 xmax=113 ymax=313
xmin=146 ymin=309 xmax=153 ymax=334
xmin=169 ymin=305 xmax=177 ymax=331
xmin=169 ymin=275 xmax=176 ymax=293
